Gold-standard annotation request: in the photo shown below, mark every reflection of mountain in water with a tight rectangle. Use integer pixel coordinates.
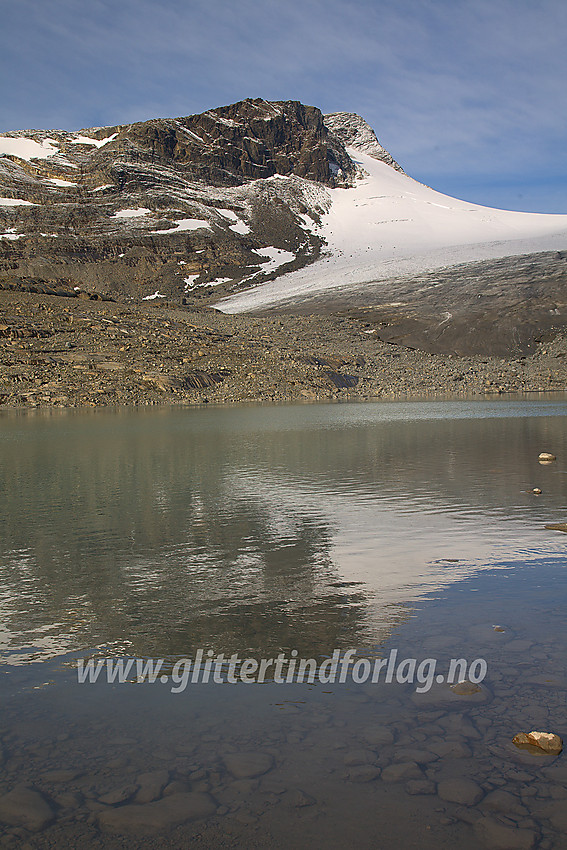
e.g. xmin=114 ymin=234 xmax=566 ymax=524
xmin=1 ymin=401 xmax=566 ymax=662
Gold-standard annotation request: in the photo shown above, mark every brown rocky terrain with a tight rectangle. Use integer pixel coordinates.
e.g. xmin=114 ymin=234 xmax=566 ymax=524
xmin=1 ymin=287 xmax=566 ymax=410
xmin=0 ymin=99 xmax=354 ymax=304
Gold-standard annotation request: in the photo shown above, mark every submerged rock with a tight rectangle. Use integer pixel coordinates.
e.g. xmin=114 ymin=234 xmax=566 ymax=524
xmin=135 ymin=769 xmax=170 ymax=804
xmin=412 ymin=680 xmax=490 ymax=706
xmin=0 ymin=786 xmax=54 ymax=831
xmin=405 ymin=779 xmax=436 ymax=795
xmin=481 ymin=789 xmax=528 ymax=816
xmin=343 ymin=748 xmax=377 ymax=766
xmin=437 ymin=778 xmax=483 ymax=806
xmin=98 ymin=791 xmax=216 ymax=834
xmin=98 ymin=784 xmax=138 ymax=805
xmin=381 ymin=761 xmax=422 ymax=782
xmin=512 ymin=731 xmax=563 ymax=755
xmin=474 ymin=816 xmax=537 ymax=850
xmin=361 ymin=725 xmax=395 ymax=745
xmin=344 ymin=766 xmax=381 ymax=783
xmin=223 ymin=751 xmax=274 ymax=779
xmin=286 ymin=789 xmax=316 ymax=806
xmin=450 ymin=680 xmax=482 ymax=695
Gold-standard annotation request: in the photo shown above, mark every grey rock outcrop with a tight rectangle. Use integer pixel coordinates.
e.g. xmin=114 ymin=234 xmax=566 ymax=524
xmin=324 ymin=111 xmax=405 ymax=172
xmin=0 ymin=99 xmax=403 ymax=306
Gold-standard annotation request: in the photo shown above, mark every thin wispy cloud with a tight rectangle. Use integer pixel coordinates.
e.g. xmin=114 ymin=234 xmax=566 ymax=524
xmin=0 ymin=0 xmax=565 ymax=211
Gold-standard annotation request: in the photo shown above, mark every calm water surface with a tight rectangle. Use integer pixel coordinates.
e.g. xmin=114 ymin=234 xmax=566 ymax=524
xmin=1 ymin=399 xmax=566 ymax=848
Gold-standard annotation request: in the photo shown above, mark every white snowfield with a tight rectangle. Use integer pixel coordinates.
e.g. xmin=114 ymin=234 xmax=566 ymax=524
xmin=0 ymin=197 xmax=37 ymax=206
xmin=113 ymin=208 xmax=152 ymax=219
xmin=151 ymin=217 xmax=212 ymax=235
xmin=216 ymin=149 xmax=567 ymax=313
xmin=0 ymin=136 xmax=59 ymax=161
xmin=218 ymin=208 xmax=250 ymax=235
xmin=71 ymin=133 xmax=118 ymax=148
xmin=45 ymin=178 xmax=77 ymax=187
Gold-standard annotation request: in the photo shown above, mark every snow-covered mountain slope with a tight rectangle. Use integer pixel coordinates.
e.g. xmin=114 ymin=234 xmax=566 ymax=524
xmin=324 ymin=111 xmax=405 ymax=173
xmin=215 ymin=148 xmax=567 ymax=313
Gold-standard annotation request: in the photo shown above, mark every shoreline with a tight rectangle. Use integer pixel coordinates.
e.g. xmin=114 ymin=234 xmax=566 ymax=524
xmin=2 ymin=388 xmax=567 ymax=419
xmin=2 ymin=289 xmax=567 ymax=411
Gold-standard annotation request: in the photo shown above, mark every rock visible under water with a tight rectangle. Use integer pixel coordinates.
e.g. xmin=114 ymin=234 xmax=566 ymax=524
xmin=345 ymin=766 xmax=381 ymax=783
xmin=474 ymin=816 xmax=537 ymax=850
xmin=97 ymin=792 xmax=216 ymax=834
xmin=450 ymin=680 xmax=483 ymax=695
xmin=223 ymin=751 xmax=274 ymax=779
xmin=437 ymin=777 xmax=484 ymax=805
xmin=0 ymin=785 xmax=54 ymax=831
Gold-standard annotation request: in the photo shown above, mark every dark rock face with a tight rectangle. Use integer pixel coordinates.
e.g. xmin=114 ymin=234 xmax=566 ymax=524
xmin=114 ymin=99 xmax=355 ymax=187
xmin=0 ymin=98 xmax=359 ymax=304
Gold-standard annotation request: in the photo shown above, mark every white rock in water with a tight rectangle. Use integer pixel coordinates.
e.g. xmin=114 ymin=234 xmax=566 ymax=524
xmin=544 ymin=522 xmax=567 ymax=533
xmin=538 ymin=452 xmax=556 ymax=462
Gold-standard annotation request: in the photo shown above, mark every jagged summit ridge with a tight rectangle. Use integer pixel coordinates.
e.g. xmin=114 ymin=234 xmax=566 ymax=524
xmin=323 ymin=112 xmax=405 ymax=173
xmin=114 ymin=98 xmax=356 ymax=187
xmin=0 ymin=98 xmax=361 ymax=301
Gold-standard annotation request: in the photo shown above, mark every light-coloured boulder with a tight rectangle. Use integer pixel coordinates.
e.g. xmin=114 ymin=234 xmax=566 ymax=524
xmin=512 ymin=731 xmax=563 ymax=754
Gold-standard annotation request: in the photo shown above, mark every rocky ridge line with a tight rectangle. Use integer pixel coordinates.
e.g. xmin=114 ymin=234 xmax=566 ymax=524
xmin=0 ymin=99 xmax=381 ymax=306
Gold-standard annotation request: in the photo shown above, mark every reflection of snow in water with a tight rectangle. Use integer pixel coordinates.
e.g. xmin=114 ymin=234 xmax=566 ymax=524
xmin=2 ymin=399 xmax=567 ymax=664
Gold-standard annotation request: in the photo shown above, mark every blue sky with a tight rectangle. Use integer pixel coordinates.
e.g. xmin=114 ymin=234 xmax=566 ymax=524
xmin=1 ymin=0 xmax=566 ymax=212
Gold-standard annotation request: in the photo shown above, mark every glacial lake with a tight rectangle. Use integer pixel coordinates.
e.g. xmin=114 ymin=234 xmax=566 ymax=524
xmin=1 ymin=398 xmax=566 ymax=848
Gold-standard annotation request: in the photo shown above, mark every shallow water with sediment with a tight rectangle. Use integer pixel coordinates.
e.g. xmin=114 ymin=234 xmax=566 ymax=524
xmin=1 ymin=399 xmax=566 ymax=848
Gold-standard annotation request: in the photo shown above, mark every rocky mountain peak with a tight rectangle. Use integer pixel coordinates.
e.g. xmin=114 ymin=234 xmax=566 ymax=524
xmin=114 ymin=98 xmax=356 ymax=188
xmin=0 ymin=98 xmax=406 ymax=307
xmin=324 ymin=112 xmax=405 ymax=174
